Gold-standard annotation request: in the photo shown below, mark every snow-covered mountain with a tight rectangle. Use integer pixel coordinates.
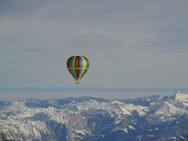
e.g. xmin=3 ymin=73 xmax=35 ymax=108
xmin=1 ymin=92 xmax=188 ymax=141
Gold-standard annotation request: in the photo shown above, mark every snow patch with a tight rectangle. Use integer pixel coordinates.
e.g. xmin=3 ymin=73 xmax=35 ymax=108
xmin=175 ymin=91 xmax=188 ymax=103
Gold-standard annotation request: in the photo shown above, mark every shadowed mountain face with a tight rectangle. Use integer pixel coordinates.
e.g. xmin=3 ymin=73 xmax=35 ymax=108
xmin=1 ymin=92 xmax=188 ymax=141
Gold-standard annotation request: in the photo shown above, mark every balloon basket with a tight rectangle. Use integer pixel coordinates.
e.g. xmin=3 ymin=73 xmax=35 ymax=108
xmin=76 ymin=81 xmax=80 ymax=86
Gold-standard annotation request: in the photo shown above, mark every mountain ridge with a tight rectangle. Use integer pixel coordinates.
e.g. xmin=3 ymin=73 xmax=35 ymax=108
xmin=0 ymin=92 xmax=188 ymax=141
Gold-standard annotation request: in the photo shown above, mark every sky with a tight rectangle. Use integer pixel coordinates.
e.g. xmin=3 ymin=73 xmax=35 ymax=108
xmin=0 ymin=0 xmax=188 ymax=89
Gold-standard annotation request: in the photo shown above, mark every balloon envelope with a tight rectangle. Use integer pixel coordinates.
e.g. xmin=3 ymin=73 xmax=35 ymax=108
xmin=67 ymin=56 xmax=89 ymax=82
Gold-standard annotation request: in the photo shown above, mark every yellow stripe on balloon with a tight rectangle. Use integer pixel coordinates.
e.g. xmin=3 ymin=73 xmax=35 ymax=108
xmin=72 ymin=56 xmax=76 ymax=68
xmin=82 ymin=56 xmax=87 ymax=68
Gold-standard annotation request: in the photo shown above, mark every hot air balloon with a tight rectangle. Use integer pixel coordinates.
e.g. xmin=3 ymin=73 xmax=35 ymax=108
xmin=67 ymin=56 xmax=89 ymax=85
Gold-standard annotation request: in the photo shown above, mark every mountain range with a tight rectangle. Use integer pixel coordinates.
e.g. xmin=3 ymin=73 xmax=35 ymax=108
xmin=1 ymin=91 xmax=188 ymax=141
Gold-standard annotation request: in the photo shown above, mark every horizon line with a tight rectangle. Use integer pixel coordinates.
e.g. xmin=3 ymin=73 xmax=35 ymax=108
xmin=0 ymin=87 xmax=188 ymax=93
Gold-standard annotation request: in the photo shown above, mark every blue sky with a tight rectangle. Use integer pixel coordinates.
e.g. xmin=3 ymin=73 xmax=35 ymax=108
xmin=0 ymin=0 xmax=188 ymax=88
